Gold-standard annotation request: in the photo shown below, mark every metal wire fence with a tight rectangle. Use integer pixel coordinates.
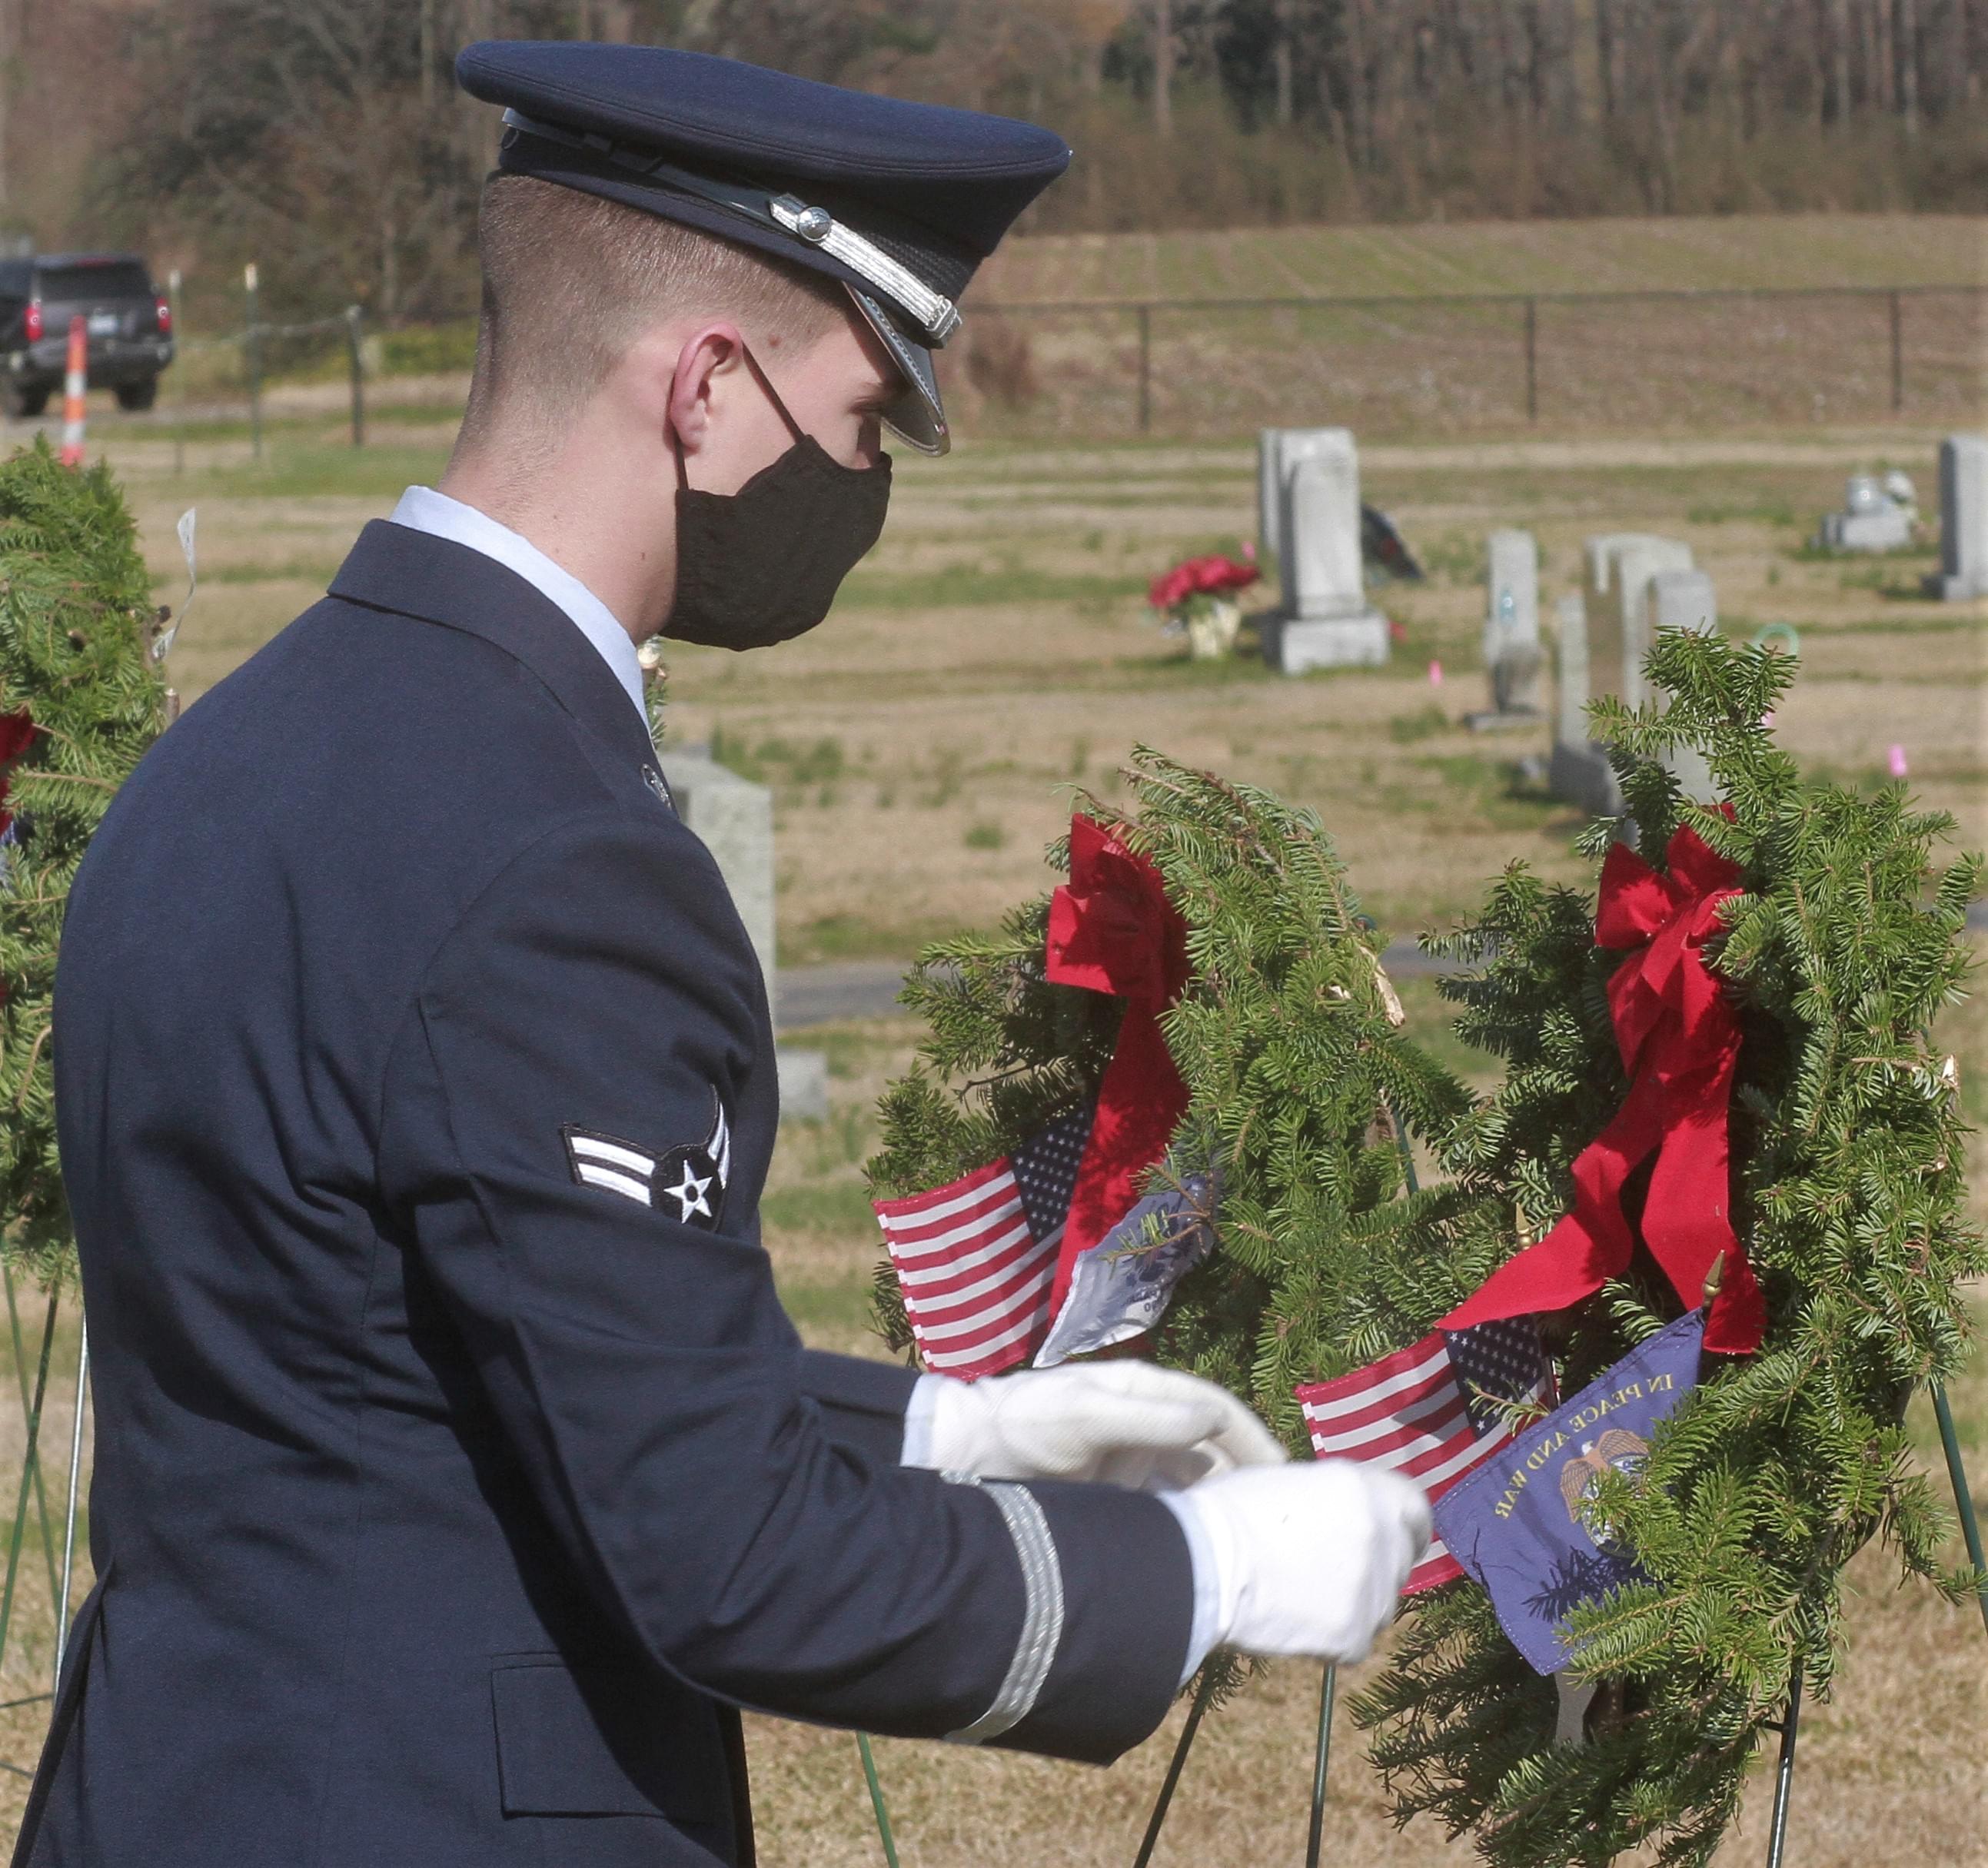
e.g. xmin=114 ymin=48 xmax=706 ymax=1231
xmin=82 ymin=280 xmax=1988 ymax=448
xmin=946 ymin=283 xmax=1988 ymax=440
xmin=173 ymin=304 xmax=370 ymax=454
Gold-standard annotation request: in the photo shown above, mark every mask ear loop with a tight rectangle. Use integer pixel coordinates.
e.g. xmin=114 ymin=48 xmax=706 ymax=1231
xmin=673 ymin=340 xmax=808 ymax=494
xmin=737 ymin=344 xmax=809 ymax=447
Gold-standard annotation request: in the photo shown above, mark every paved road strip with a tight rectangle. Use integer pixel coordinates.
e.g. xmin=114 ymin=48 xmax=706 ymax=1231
xmin=779 ymin=902 xmax=1988 ymax=1032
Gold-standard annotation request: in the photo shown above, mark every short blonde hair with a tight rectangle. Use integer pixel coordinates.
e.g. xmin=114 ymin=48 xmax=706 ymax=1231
xmin=459 ymin=174 xmax=849 ymax=444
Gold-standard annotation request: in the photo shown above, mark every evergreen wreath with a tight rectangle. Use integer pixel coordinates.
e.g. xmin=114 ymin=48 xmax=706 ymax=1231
xmin=868 ymin=630 xmax=1984 ymax=1866
xmin=0 ymin=441 xmax=167 ymax=1285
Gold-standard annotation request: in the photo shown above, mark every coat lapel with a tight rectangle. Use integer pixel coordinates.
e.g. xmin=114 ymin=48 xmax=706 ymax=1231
xmin=329 ymin=520 xmax=658 ymax=776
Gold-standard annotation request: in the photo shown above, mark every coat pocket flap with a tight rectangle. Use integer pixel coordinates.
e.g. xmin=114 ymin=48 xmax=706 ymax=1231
xmin=490 ymin=1660 xmax=727 ymax=1823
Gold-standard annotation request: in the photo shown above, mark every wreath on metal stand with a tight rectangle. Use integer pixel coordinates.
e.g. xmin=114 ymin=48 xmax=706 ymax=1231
xmin=858 ymin=630 xmax=1986 ymax=1868
xmin=0 ymin=439 xmax=171 ymax=1753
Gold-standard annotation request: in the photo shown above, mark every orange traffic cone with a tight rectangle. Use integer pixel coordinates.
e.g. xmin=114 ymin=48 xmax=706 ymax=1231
xmin=58 ymin=315 xmax=87 ymax=468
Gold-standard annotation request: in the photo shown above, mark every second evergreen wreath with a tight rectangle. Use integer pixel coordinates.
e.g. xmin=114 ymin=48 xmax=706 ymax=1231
xmin=866 ymin=628 xmax=1986 ymax=1868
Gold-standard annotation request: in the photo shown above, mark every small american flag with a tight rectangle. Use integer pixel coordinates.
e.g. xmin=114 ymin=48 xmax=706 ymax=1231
xmin=874 ymin=1109 xmax=1092 ymax=1381
xmin=1295 ymin=1318 xmax=1554 ymax=1594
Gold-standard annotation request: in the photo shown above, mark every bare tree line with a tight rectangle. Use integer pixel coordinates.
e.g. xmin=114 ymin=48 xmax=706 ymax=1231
xmin=10 ymin=0 xmax=1985 ymax=324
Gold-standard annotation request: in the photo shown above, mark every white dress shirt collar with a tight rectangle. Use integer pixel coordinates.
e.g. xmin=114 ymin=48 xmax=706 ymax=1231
xmin=387 ymin=486 xmax=647 ymax=729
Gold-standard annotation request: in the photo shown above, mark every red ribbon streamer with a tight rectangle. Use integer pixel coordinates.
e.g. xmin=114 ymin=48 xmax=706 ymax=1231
xmin=1044 ymin=816 xmax=1191 ymax=1316
xmin=1443 ymin=818 xmax=1766 ymax=1354
xmin=0 ymin=710 xmax=35 ymax=839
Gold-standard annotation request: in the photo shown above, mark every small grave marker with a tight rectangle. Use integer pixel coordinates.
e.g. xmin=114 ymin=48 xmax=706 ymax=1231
xmin=1815 ymin=471 xmax=1916 ymax=553
xmin=1255 ymin=428 xmax=1389 ymax=673
xmin=1466 ymin=527 xmax=1544 ymax=731
xmin=662 ymin=748 xmax=827 ymax=1119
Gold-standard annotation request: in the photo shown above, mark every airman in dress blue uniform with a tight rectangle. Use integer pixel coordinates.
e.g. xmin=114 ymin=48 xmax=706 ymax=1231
xmin=17 ymin=42 xmax=1430 ymax=1867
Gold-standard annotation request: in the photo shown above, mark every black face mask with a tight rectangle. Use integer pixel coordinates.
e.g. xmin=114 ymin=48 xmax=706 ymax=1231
xmin=664 ymin=347 xmax=893 ymax=652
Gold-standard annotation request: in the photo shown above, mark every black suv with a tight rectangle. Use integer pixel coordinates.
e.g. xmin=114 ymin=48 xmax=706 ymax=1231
xmin=0 ymin=253 xmax=175 ymax=417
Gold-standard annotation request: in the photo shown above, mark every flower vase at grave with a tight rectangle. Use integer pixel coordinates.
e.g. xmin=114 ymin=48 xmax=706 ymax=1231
xmin=1149 ymin=553 xmax=1258 ymax=663
xmin=1186 ymin=598 xmax=1242 ymax=662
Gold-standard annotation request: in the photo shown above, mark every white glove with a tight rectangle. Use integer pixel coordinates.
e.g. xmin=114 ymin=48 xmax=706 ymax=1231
xmin=909 ymin=1362 xmax=1288 ymax=1491
xmin=1166 ymin=1461 xmax=1432 ymax=1664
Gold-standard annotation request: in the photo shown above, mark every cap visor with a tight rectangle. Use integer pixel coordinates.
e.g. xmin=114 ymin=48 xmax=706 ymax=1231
xmin=847 ymin=287 xmax=948 ymax=457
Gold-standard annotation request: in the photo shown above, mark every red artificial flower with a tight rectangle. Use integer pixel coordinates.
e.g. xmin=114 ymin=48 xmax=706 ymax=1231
xmin=1148 ymin=553 xmax=1261 ymax=611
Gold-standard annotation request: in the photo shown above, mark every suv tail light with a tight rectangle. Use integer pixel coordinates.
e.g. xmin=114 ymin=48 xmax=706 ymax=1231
xmin=156 ymin=294 xmax=172 ymax=336
xmin=22 ymin=301 xmax=41 ymax=343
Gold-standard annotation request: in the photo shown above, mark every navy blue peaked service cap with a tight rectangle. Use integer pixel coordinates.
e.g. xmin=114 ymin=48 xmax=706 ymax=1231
xmin=456 ymin=41 xmax=1073 ymax=454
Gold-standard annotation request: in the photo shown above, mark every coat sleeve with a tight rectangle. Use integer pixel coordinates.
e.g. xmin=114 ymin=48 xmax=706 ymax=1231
xmin=377 ymin=805 xmax=1192 ymax=1761
xmin=797 ymin=1349 xmax=920 ymax=1467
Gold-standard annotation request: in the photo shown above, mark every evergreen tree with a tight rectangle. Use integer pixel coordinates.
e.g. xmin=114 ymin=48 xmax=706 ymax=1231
xmin=0 ymin=442 xmax=166 ymax=1285
xmin=870 ymin=632 xmax=1983 ymax=1863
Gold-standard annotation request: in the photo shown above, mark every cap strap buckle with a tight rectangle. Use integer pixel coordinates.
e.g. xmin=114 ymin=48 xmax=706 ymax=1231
xmin=500 ymin=109 xmax=961 ymax=347
xmin=767 ymin=196 xmax=960 ymax=344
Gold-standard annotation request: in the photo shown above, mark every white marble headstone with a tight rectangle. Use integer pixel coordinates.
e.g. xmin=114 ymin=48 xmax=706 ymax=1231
xmin=1283 ymin=449 xmax=1367 ymax=620
xmin=1648 ymin=569 xmax=1720 ymax=801
xmin=1554 ymin=593 xmax=1590 ymax=751
xmin=1470 ymin=528 xmax=1543 ymax=720
xmin=1484 ymin=528 xmax=1541 ymax=661
xmin=1937 ymin=434 xmax=1988 ymax=600
xmin=663 ymin=750 xmax=827 ymax=1118
xmin=1256 ymin=427 xmax=1285 ymax=565
xmin=1818 ymin=470 xmax=1915 ymax=552
xmin=1256 ymin=427 xmax=1390 ymax=671
xmin=662 ymin=750 xmax=776 ymax=1016
xmin=1650 ymin=567 xmax=1717 ymax=639
xmin=1548 ymin=593 xmax=1621 ymax=815
xmin=1584 ymin=533 xmax=1694 ymax=710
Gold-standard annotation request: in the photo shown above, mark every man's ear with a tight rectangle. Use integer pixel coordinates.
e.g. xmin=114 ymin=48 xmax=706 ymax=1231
xmin=667 ymin=322 xmax=745 ymax=457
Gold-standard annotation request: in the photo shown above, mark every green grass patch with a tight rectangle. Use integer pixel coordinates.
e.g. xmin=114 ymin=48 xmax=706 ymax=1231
xmin=787 ymin=912 xmax=966 ymax=965
xmin=1787 ymin=612 xmax=1988 ymax=637
xmin=1389 ymin=703 xmax=1451 ymax=743
xmin=836 ymin=564 xmax=1149 ymax=609
xmin=200 ymin=439 xmax=454 ymax=501
xmin=378 ymin=321 xmax=479 ymax=376
xmin=1102 ymin=644 xmax=1277 ymax=687
xmin=1687 ymin=500 xmax=1799 ymax=527
xmin=1390 ymin=971 xmax=1499 ymax=1092
xmin=1415 ymin=530 xmax=1482 ymax=585
xmin=153 ymin=560 xmax=342 ymax=589
xmin=760 ymin=1182 xmax=879 ymax=1234
xmin=1787 ymin=540 xmax=1938 ymax=567
xmin=767 ymin=1275 xmax=879 ymax=1341
xmin=710 ymin=729 xmax=846 ymax=788
xmin=1411 ymin=750 xmax=1579 ymax=833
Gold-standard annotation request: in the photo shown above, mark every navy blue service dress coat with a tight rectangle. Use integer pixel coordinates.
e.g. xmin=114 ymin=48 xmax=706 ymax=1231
xmin=18 ymin=520 xmax=1193 ymax=1866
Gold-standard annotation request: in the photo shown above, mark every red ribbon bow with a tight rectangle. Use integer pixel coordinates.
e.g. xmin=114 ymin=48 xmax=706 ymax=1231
xmin=1443 ymin=816 xmax=1766 ymax=1354
xmin=1044 ymin=816 xmax=1191 ymax=1315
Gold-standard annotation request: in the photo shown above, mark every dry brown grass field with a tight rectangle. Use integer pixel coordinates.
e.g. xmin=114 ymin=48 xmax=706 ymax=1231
xmin=976 ymin=214 xmax=1988 ymax=302
xmin=0 ymin=374 xmax=1981 ymax=1863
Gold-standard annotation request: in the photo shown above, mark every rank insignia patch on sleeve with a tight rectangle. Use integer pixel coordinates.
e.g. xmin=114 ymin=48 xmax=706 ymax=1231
xmin=563 ymin=1092 xmax=732 ymax=1231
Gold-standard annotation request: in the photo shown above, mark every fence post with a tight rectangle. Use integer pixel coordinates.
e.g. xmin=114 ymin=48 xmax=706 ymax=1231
xmin=1524 ymin=296 xmax=1539 ymax=424
xmin=346 ymin=305 xmax=366 ymax=449
xmin=1136 ymin=304 xmax=1152 ymax=436
xmin=244 ymin=263 xmax=262 ymax=463
xmin=1889 ymin=289 xmax=1904 ymax=415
